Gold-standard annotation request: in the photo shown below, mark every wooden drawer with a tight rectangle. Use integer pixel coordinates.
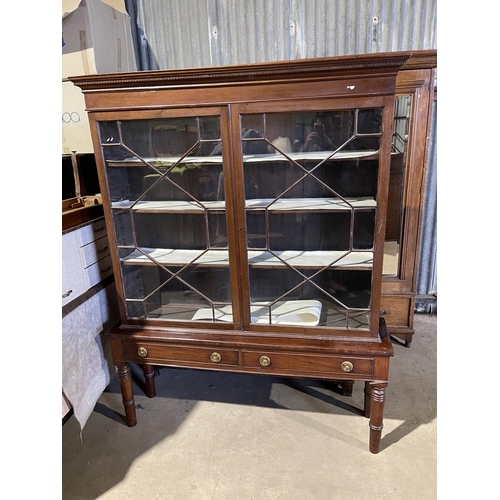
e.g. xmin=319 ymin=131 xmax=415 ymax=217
xmin=81 ymin=235 xmax=111 ymax=268
xmin=77 ymin=218 xmax=107 ymax=246
xmin=62 ymin=231 xmax=86 ymax=306
xmin=63 ymin=218 xmax=112 ymax=307
xmin=123 ymin=343 xmax=239 ymax=367
xmin=242 ymin=351 xmax=374 ymax=377
xmin=85 ymin=255 xmax=113 ymax=288
xmin=380 ymin=296 xmax=412 ymax=328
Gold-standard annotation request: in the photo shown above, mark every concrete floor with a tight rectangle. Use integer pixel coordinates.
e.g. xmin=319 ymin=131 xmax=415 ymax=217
xmin=62 ymin=313 xmax=437 ymax=500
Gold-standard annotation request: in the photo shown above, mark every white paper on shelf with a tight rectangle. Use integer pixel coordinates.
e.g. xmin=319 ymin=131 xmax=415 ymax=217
xmin=108 ymin=149 xmax=379 ymax=167
xmin=121 ymin=248 xmax=373 ymax=269
xmin=245 ymin=197 xmax=376 ymax=210
xmin=122 ymin=248 xmax=230 ymax=266
xmin=111 ymin=199 xmax=226 ymax=211
xmin=242 ymin=150 xmax=379 ymax=162
xmin=247 ymin=250 xmax=373 ymax=268
xmin=112 ymin=197 xmax=376 ymax=212
xmin=192 ymin=300 xmax=322 ymax=326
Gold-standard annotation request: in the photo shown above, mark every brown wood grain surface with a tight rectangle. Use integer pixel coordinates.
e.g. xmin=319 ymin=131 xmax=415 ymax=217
xmin=71 ymin=50 xmax=436 ymax=453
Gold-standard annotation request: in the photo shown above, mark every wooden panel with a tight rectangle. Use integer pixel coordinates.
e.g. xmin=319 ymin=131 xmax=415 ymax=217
xmin=62 ymin=205 xmax=104 ymax=232
xmin=109 ymin=324 xmax=394 ymax=357
xmin=85 ymin=255 xmax=113 ymax=289
xmin=77 ymin=218 xmax=108 ymax=246
xmin=122 ymin=342 xmax=239 ymax=367
xmin=62 ymin=231 xmax=87 ymax=307
xmin=81 ymin=235 xmax=111 ymax=268
xmin=386 ymin=153 xmax=405 ymax=241
xmin=380 ymin=296 xmax=411 ymax=328
xmin=242 ymin=350 xmax=374 ymax=377
xmin=379 ymin=63 xmax=435 ymax=339
xmin=82 ymin=77 xmax=398 ymax=112
xmin=71 ymin=51 xmax=407 ymax=92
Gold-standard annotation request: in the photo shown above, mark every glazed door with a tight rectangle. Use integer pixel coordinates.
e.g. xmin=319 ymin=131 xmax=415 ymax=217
xmin=232 ymin=97 xmax=394 ymax=337
xmin=93 ymin=107 xmax=242 ymax=329
xmin=383 ymin=71 xmax=435 ymax=293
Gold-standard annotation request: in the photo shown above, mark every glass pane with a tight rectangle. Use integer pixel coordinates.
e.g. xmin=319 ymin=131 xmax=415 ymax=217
xmin=99 ymin=116 xmax=233 ymax=323
xmin=241 ymin=109 xmax=382 ymax=330
xmin=383 ymin=95 xmax=412 ymax=276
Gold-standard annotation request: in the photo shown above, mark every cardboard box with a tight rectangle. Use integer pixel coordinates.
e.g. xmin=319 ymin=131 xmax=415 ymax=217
xmin=62 ymin=80 xmax=94 ymax=153
xmin=62 ymin=0 xmax=137 ymax=153
xmin=62 ymin=0 xmax=137 ymax=79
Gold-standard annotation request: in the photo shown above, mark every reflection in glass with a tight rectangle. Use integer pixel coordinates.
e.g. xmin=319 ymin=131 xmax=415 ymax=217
xmin=241 ymin=109 xmax=382 ymax=330
xmin=99 ymin=116 xmax=233 ymax=322
xmin=383 ymin=95 xmax=412 ymax=276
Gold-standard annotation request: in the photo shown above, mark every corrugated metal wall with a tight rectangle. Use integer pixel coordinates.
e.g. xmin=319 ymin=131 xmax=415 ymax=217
xmin=125 ymin=0 xmax=436 ymax=70
xmin=416 ymin=95 xmax=437 ymax=313
xmin=124 ymin=0 xmax=438 ymax=305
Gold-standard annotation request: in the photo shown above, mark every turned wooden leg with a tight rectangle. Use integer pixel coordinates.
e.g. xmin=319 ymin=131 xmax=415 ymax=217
xmin=368 ymin=383 xmax=387 ymax=454
xmin=117 ymin=363 xmax=137 ymax=427
xmin=142 ymin=364 xmax=156 ymax=398
xmin=364 ymin=381 xmax=371 ymax=418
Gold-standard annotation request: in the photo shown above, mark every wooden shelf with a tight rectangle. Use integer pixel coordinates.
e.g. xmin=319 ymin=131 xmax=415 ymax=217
xmin=121 ymin=248 xmax=373 ymax=270
xmin=111 ymin=197 xmax=376 ymax=213
xmin=106 ymin=149 xmax=379 ymax=167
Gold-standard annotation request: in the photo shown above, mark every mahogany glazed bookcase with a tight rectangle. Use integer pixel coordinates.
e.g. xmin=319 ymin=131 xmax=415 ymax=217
xmin=381 ymin=50 xmax=437 ymax=347
xmin=71 ymin=51 xmax=420 ymax=454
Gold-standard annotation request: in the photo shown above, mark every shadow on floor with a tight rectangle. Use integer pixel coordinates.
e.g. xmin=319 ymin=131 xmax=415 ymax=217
xmin=62 ymin=329 xmax=436 ymax=499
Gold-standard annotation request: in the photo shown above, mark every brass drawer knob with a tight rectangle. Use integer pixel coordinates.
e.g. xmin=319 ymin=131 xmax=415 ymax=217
xmin=341 ymin=361 xmax=353 ymax=372
xmin=137 ymin=347 xmax=148 ymax=358
xmin=259 ymin=355 xmax=271 ymax=367
xmin=210 ymin=352 xmax=222 ymax=363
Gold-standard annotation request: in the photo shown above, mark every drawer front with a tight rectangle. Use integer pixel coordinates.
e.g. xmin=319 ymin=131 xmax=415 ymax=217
xmin=81 ymin=235 xmax=111 ymax=268
xmin=77 ymin=218 xmax=107 ymax=246
xmin=85 ymin=255 xmax=113 ymax=288
xmin=242 ymin=351 xmax=374 ymax=377
xmin=380 ymin=296 xmax=412 ymax=328
xmin=123 ymin=343 xmax=239 ymax=367
xmin=62 ymin=231 xmax=86 ymax=306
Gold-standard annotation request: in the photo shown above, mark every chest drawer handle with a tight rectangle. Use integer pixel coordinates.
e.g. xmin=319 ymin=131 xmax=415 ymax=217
xmin=98 ymin=246 xmax=109 ymax=254
xmin=259 ymin=355 xmax=271 ymax=367
xmin=341 ymin=361 xmax=354 ymax=372
xmin=137 ymin=347 xmax=148 ymax=357
xmin=210 ymin=352 xmax=222 ymax=363
xmin=62 ymin=290 xmax=73 ymax=299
